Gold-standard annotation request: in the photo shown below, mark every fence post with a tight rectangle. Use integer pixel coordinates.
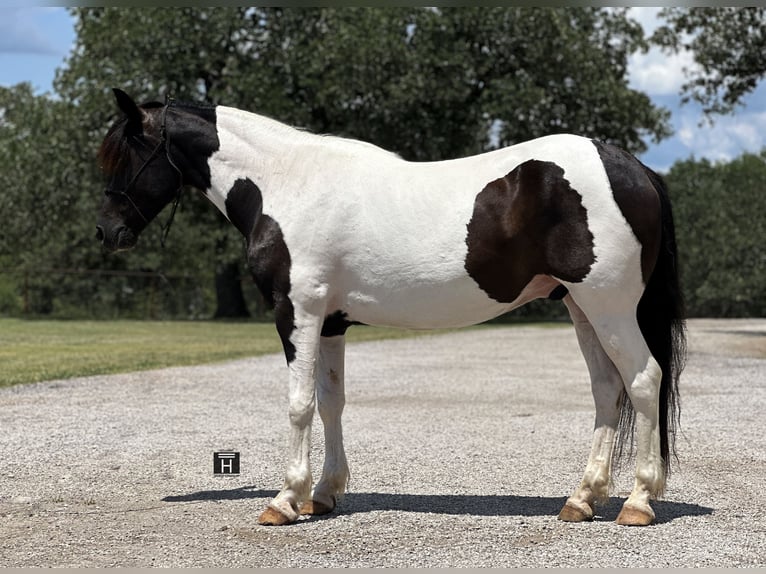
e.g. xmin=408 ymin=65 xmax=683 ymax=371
xmin=146 ymin=275 xmax=158 ymax=320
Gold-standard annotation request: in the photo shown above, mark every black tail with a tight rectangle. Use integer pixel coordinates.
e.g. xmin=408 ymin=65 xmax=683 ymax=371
xmin=616 ymin=166 xmax=687 ymax=478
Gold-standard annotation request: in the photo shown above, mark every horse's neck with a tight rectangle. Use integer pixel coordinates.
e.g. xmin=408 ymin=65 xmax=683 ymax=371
xmin=211 ymin=106 xmax=317 ymax=188
xmin=205 ymin=107 xmax=399 ymax=213
xmin=203 ymin=107 xmax=426 ymax=237
xmin=199 ymin=106 xmax=322 ymax=219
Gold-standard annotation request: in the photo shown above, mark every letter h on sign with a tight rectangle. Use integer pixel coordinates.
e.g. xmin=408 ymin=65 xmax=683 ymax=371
xmin=213 ymin=451 xmax=240 ymax=475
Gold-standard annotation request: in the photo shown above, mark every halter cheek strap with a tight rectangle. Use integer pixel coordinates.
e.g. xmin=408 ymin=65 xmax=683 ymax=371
xmin=104 ymin=98 xmax=184 ymax=247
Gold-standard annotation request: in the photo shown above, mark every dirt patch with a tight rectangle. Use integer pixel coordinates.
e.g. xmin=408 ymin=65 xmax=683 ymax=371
xmin=688 ymin=318 xmax=766 ymax=359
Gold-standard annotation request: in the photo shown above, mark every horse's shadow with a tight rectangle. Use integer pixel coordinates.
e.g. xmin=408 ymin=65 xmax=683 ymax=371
xmin=162 ymin=487 xmax=712 ymax=524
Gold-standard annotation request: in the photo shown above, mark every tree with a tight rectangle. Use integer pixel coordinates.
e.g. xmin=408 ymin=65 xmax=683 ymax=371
xmin=248 ymin=7 xmax=670 ymax=159
xmin=652 ymin=7 xmax=766 ymax=116
xmin=0 ymin=84 xmax=96 ymax=314
xmin=5 ymin=7 xmax=672 ymax=319
xmin=665 ymin=152 xmax=766 ymax=316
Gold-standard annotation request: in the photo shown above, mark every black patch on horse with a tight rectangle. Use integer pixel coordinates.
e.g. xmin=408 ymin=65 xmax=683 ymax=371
xmin=592 ymin=140 xmax=661 ymax=283
xmin=226 ymin=178 xmax=296 ymax=364
xmin=167 ymin=103 xmax=219 ymax=191
xmin=321 ymin=310 xmax=365 ymax=338
xmin=464 ymin=160 xmax=595 ymax=303
xmin=225 ymin=178 xmax=263 ymax=237
xmin=548 ymin=284 xmax=569 ymax=300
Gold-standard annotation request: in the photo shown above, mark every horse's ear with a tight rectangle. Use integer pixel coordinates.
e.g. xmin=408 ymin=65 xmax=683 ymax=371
xmin=112 ymin=88 xmax=143 ymax=131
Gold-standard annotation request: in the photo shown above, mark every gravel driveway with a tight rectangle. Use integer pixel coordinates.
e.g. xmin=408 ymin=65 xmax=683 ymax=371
xmin=1 ymin=318 xmax=764 ymax=567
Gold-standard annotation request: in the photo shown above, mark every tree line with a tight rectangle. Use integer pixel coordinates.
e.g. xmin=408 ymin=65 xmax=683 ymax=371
xmin=1 ymin=7 xmax=763 ymax=320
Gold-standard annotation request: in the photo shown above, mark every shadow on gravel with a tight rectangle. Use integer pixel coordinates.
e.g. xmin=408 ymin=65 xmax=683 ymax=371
xmin=163 ymin=487 xmax=279 ymax=503
xmin=651 ymin=500 xmax=715 ymax=524
xmin=594 ymin=497 xmax=714 ymax=524
xmin=163 ymin=487 xmax=713 ymax=523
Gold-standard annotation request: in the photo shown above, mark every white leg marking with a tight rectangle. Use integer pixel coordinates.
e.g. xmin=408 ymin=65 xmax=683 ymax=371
xmin=559 ymin=296 xmax=623 ymax=520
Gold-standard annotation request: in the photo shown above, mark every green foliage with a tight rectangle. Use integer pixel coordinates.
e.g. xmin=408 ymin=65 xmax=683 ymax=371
xmin=0 ymin=274 xmax=21 ymax=314
xmin=240 ymin=7 xmax=670 ymax=159
xmin=0 ymin=84 xmax=84 ymax=266
xmin=665 ymin=152 xmax=766 ymax=316
xmin=653 ymin=7 xmax=766 ymax=116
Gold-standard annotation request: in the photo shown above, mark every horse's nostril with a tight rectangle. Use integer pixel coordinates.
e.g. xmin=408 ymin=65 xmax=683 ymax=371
xmin=95 ymin=225 xmax=105 ymax=242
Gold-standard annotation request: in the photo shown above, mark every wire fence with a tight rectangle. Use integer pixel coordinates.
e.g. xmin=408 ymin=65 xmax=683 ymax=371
xmin=0 ymin=267 xmax=267 ymax=320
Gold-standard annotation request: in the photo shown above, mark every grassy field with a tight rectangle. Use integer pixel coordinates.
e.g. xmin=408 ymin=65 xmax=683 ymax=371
xmin=0 ymin=318 xmax=437 ymax=388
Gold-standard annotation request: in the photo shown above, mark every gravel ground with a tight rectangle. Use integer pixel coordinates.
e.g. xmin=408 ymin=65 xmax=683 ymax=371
xmin=1 ymin=318 xmax=764 ymax=567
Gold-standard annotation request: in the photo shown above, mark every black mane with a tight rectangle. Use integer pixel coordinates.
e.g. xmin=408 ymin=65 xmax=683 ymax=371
xmin=97 ymin=116 xmax=131 ymax=176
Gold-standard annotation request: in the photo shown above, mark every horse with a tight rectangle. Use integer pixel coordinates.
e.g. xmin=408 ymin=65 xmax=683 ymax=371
xmin=96 ymin=88 xmax=686 ymax=527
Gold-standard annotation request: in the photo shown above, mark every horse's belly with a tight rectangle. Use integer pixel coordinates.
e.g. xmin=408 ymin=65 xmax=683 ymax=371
xmin=339 ymin=273 xmax=519 ymax=330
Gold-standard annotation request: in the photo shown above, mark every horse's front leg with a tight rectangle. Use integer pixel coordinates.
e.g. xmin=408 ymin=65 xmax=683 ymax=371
xmin=258 ymin=305 xmax=323 ymax=526
xmin=300 ymin=334 xmax=349 ymax=517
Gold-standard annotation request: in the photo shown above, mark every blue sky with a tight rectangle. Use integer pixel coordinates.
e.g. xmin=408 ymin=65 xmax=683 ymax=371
xmin=1 ymin=7 xmax=764 ymax=173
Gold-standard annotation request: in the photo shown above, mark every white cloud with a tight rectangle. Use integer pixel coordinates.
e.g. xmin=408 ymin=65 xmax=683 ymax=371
xmin=627 ymin=7 xmax=662 ymax=35
xmin=728 ymin=119 xmax=765 ymax=150
xmin=628 ymin=48 xmax=698 ymax=96
xmin=675 ymin=110 xmax=766 ymax=162
xmin=677 ymin=125 xmax=695 ymax=148
xmin=625 ymin=8 xmax=703 ymax=97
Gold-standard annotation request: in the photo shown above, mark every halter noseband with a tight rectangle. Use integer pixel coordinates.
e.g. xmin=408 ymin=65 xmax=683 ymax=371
xmin=104 ymin=99 xmax=184 ymax=247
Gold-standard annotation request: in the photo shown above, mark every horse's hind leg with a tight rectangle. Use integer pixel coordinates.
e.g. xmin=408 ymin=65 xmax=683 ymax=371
xmin=558 ymin=295 xmax=624 ymax=522
xmin=300 ymin=335 xmax=349 ymax=516
xmin=569 ymin=294 xmax=665 ymax=526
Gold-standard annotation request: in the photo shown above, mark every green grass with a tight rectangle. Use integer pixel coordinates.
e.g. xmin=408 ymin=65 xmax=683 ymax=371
xmin=0 ymin=318 xmax=436 ymax=388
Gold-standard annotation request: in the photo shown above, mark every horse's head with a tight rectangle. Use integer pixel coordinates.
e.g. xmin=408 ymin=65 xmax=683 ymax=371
xmin=95 ymin=89 xmax=184 ymax=252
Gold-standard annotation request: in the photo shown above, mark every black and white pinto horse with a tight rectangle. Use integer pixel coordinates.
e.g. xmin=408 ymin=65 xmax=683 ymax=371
xmin=96 ymin=89 xmax=686 ymax=527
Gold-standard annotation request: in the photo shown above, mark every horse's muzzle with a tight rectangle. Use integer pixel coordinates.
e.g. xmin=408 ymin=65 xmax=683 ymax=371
xmin=96 ymin=224 xmax=137 ymax=252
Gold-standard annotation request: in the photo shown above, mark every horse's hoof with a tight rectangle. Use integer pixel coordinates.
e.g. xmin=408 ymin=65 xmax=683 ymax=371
xmin=257 ymin=506 xmax=295 ymax=526
xmin=299 ymin=496 xmax=336 ymax=516
xmin=557 ymin=501 xmax=594 ymax=522
xmin=616 ymin=505 xmax=654 ymax=526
